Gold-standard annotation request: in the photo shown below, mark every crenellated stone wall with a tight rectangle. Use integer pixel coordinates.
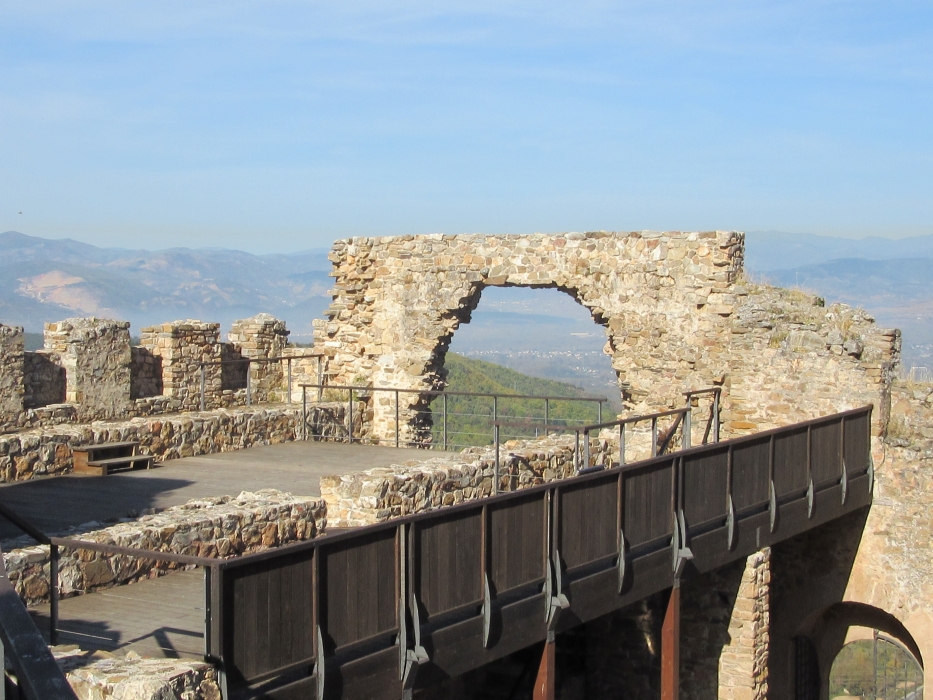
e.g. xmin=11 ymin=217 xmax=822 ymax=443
xmin=139 ymin=321 xmax=222 ymax=411
xmin=43 ymin=318 xmax=133 ymax=421
xmin=228 ymin=313 xmax=290 ymax=402
xmin=0 ymin=323 xmax=24 ymax=430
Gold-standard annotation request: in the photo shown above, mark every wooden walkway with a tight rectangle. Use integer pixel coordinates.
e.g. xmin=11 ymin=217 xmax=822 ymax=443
xmin=31 ymin=569 xmax=206 ymax=659
xmin=0 ymin=441 xmax=455 ymax=541
xmin=5 ymin=440 xmax=457 ymax=659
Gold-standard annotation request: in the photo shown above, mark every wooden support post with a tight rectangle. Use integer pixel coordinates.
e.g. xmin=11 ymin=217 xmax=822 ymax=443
xmin=661 ymin=584 xmax=681 ymax=700
xmin=533 ymin=637 xmax=555 ymax=700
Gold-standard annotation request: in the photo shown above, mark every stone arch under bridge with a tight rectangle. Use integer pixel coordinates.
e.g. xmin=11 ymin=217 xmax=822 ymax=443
xmin=314 ymin=230 xmax=896 ymax=444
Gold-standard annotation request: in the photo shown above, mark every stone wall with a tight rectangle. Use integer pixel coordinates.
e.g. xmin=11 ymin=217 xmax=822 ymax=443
xmin=0 ymin=401 xmax=355 ymax=484
xmin=139 ymin=321 xmax=222 ymax=411
xmin=228 ymin=313 xmax=290 ymax=402
xmin=315 ymin=231 xmax=745 ymax=443
xmin=0 ymin=322 xmax=24 ymax=430
xmin=44 ymin=318 xmax=133 ymax=420
xmin=4 ymin=489 xmax=325 ymax=605
xmin=314 ymin=232 xmax=895 ymax=445
xmin=724 ymin=287 xmax=899 ymax=436
xmin=23 ymin=350 xmax=66 ymax=408
xmin=321 ymin=434 xmax=614 ymax=527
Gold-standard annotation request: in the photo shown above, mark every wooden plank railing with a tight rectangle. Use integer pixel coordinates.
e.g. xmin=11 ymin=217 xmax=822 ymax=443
xmin=206 ymin=405 xmax=874 ymax=699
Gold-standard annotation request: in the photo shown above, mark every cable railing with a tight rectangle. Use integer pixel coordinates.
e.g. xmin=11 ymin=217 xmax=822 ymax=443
xmin=490 ymin=393 xmax=721 ymax=494
xmin=299 ymin=382 xmax=610 ymax=450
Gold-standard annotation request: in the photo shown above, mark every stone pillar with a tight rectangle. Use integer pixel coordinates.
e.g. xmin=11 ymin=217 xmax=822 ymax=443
xmin=0 ymin=323 xmax=25 ymax=429
xmin=715 ymin=550 xmax=770 ymax=700
xmin=140 ymin=321 xmax=222 ymax=411
xmin=678 ymin=550 xmax=770 ymax=700
xmin=43 ymin=317 xmax=132 ymax=420
xmin=228 ymin=314 xmax=290 ymax=402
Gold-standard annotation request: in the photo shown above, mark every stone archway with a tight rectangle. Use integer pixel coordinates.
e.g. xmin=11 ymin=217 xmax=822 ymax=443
xmin=800 ymin=602 xmax=924 ymax=699
xmin=313 ymin=231 xmax=743 ymax=442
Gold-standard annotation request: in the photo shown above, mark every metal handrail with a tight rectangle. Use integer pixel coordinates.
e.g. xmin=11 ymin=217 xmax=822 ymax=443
xmin=299 ymin=382 xmax=609 ymax=449
xmin=0 ymin=544 xmax=78 ymax=699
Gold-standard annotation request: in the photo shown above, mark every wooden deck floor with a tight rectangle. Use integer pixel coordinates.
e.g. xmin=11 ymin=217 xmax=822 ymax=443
xmin=0 ymin=441 xmax=455 ymax=541
xmin=31 ymin=569 xmax=206 ymax=659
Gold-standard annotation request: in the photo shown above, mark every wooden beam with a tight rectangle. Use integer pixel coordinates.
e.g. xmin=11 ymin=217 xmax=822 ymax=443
xmin=661 ymin=584 xmax=681 ymax=700
xmin=533 ymin=638 xmax=555 ymax=700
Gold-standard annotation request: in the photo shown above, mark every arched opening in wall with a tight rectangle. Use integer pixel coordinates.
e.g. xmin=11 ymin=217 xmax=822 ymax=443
xmin=829 ymin=629 xmax=923 ymax=700
xmin=797 ymin=602 xmax=925 ymax=700
xmin=428 ymin=285 xmax=621 ymax=450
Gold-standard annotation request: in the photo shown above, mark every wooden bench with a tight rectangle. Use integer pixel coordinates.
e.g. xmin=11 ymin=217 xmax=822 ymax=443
xmin=72 ymin=441 xmax=155 ymax=476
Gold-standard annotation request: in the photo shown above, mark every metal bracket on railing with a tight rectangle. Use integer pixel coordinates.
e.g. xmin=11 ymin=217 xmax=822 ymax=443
xmin=617 ymin=527 xmax=627 ymax=593
xmin=315 ymin=624 xmax=326 ymax=700
xmin=769 ymin=481 xmax=778 ymax=533
xmin=482 ymin=572 xmax=492 ymax=648
xmin=840 ymin=460 xmax=848 ymax=505
xmin=806 ymin=477 xmax=815 ymax=519
xmin=726 ymin=494 xmax=736 ymax=551
xmin=545 ymin=551 xmax=570 ymax=629
xmin=402 ymin=591 xmax=429 ymax=697
xmin=672 ymin=510 xmax=694 ymax=578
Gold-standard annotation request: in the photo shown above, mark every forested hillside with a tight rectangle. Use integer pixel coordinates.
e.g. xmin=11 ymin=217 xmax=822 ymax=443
xmin=430 ymin=353 xmax=613 ymax=449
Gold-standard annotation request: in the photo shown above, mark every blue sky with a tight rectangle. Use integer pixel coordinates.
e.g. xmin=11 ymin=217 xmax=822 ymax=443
xmin=1 ymin=1 xmax=931 ymax=253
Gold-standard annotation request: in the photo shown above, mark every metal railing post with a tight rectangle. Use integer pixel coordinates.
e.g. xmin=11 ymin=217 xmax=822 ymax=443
xmin=544 ymin=399 xmax=549 ymax=437
xmin=302 ymin=386 xmax=308 ymax=441
xmin=49 ymin=543 xmax=59 ymax=646
xmin=575 ymin=430 xmax=581 ymax=472
xmin=620 ymin=423 xmax=626 ymax=465
xmin=443 ymin=394 xmax=448 ymax=451
xmin=395 ymin=389 xmax=400 ymax=448
xmin=584 ymin=429 xmax=591 ymax=470
xmin=287 ymin=358 xmax=292 ymax=405
xmin=348 ymin=388 xmax=353 ymax=443
xmin=200 ymin=365 xmax=206 ymax=412
xmin=598 ymin=400 xmax=602 ymax=424
xmin=317 ymin=356 xmax=323 ymax=402
xmin=713 ymin=390 xmax=721 ymax=442
xmin=494 ymin=424 xmax=500 ymax=496
xmin=651 ymin=417 xmax=658 ymax=457
xmin=246 ymin=363 xmax=252 ymax=407
xmin=683 ymin=407 xmax=692 ymax=450
xmin=493 ymin=396 xmax=498 ymax=445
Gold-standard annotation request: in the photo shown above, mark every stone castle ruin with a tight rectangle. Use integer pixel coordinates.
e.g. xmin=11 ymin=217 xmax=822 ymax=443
xmin=1 ymin=230 xmax=930 ymax=698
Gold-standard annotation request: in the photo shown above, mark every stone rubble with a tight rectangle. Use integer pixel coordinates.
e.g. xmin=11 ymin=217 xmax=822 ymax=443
xmin=54 ymin=648 xmax=221 ymax=700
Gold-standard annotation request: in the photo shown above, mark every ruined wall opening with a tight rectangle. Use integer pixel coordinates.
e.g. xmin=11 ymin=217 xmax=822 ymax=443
xmin=424 ymin=284 xmax=620 ymax=450
xmin=829 ymin=628 xmax=924 ymax=700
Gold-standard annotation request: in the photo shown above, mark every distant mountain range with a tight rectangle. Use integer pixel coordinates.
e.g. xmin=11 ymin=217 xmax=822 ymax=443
xmin=2 ymin=229 xmax=932 ymax=370
xmin=0 ymin=231 xmax=332 ymax=338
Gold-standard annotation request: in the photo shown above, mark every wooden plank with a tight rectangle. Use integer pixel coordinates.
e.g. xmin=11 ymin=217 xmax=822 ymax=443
xmin=681 ymin=447 xmax=728 ymax=532
xmin=533 ymin=639 xmax=555 ymax=700
xmin=661 ymin=585 xmax=680 ymax=700
xmin=623 ymin=460 xmax=674 ymax=550
xmin=226 ymin=550 xmax=315 ymax=684
xmin=843 ymin=413 xmax=870 ymax=476
xmin=773 ymin=427 xmax=808 ymax=499
xmin=559 ymin=475 xmax=617 ymax=572
xmin=489 ymin=494 xmax=546 ymax=595
xmin=415 ymin=510 xmax=483 ymax=619
xmin=321 ymin=530 xmax=397 ymax=652
xmin=731 ymin=437 xmax=771 ymax=512
xmin=810 ymin=419 xmax=842 ymax=488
